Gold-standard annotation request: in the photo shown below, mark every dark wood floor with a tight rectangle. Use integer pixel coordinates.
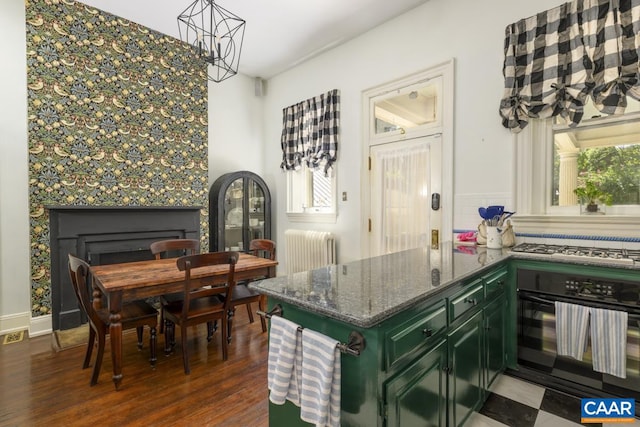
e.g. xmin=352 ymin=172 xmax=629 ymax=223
xmin=0 ymin=308 xmax=269 ymax=427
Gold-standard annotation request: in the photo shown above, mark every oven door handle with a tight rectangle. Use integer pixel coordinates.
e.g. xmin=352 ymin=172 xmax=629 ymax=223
xmin=518 ymin=292 xmax=555 ymax=306
xmin=518 ymin=290 xmax=640 ymax=319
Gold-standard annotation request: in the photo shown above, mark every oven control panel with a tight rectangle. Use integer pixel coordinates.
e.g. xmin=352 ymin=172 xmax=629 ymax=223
xmin=518 ymin=268 xmax=640 ymax=307
xmin=565 ymin=280 xmax=614 ymax=297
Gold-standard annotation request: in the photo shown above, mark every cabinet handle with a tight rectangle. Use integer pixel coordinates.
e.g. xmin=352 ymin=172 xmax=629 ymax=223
xmin=422 ymin=328 xmax=433 ymax=338
xmin=464 ymin=298 xmax=477 ymax=305
xmin=442 ymin=366 xmax=451 ymax=373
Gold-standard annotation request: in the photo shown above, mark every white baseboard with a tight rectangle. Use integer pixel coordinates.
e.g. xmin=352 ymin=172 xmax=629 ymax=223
xmin=0 ymin=311 xmax=30 ymax=336
xmin=29 ymin=314 xmax=52 ymax=337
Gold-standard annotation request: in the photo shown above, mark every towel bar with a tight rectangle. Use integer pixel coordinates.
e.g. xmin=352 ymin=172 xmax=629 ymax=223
xmin=257 ymin=304 xmax=366 ymax=357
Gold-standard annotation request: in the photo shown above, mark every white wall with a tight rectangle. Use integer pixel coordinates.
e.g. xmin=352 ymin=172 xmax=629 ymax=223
xmin=208 ymin=75 xmax=265 ymax=184
xmin=0 ymin=0 xmax=568 ymax=332
xmin=0 ymin=0 xmax=32 ymax=333
xmin=262 ymin=0 xmax=566 ymax=265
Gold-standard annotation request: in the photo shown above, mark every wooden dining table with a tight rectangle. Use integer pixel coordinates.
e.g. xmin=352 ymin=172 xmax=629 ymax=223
xmin=89 ymin=253 xmax=277 ymax=390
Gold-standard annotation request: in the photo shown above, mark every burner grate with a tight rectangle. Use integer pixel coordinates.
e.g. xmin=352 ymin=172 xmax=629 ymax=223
xmin=511 ymin=243 xmax=637 ymax=265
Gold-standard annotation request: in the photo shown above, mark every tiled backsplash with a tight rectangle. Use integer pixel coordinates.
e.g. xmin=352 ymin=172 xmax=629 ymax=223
xmin=453 ymin=231 xmax=640 ymax=250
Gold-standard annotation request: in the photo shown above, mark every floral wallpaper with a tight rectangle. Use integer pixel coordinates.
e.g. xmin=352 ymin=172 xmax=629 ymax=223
xmin=26 ymin=0 xmax=209 ymax=317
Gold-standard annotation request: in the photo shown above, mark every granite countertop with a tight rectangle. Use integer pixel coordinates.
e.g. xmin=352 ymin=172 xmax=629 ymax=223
xmin=249 ymin=243 xmax=510 ymax=328
xmin=250 ymin=242 xmax=640 ymax=328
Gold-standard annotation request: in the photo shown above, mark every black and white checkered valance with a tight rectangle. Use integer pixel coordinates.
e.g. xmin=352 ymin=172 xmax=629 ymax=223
xmin=280 ymin=89 xmax=339 ymax=174
xmin=500 ymin=0 xmax=640 ymax=133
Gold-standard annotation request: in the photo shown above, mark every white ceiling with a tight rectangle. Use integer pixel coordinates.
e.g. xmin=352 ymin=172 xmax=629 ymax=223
xmin=77 ymin=0 xmax=429 ymax=79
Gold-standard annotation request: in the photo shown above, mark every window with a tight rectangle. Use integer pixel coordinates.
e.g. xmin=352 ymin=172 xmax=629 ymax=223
xmin=286 ymin=166 xmax=336 ymax=222
xmin=552 ymin=113 xmax=640 ymax=211
xmin=281 ymin=89 xmax=339 ymax=223
xmin=372 ymin=80 xmax=440 ymax=136
xmin=515 ymin=98 xmax=640 ymax=235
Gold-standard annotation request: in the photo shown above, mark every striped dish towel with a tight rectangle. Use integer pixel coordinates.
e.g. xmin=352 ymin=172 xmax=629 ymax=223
xmin=555 ymin=301 xmax=590 ymax=360
xmin=267 ymin=316 xmax=302 ymax=406
xmin=590 ymin=307 xmax=628 ymax=379
xmin=300 ymin=329 xmax=341 ymax=427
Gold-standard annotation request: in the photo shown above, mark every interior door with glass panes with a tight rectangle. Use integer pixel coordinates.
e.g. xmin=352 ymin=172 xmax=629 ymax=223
xmin=369 ymin=134 xmax=442 ymax=256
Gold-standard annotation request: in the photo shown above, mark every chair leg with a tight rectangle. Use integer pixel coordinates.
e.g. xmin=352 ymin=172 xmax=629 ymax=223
xmin=159 ymin=309 xmax=165 ymax=334
xmin=207 ymin=321 xmax=214 ymax=342
xmin=149 ymin=326 xmax=157 ymax=366
xmin=227 ymin=308 xmax=235 ymax=344
xmin=221 ymin=316 xmax=228 ymax=360
xmin=91 ymin=332 xmax=105 ymax=386
xmin=164 ymin=320 xmax=174 ymax=355
xmin=246 ymin=302 xmax=255 ymax=323
xmin=181 ymin=324 xmax=190 ymax=375
xmin=83 ymin=327 xmax=96 ymax=369
xmin=136 ymin=326 xmax=144 ymax=350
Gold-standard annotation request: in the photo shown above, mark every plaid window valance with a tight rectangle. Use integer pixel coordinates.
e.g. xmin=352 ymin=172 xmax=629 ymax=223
xmin=280 ymin=89 xmax=340 ymax=174
xmin=500 ymin=0 xmax=640 ymax=133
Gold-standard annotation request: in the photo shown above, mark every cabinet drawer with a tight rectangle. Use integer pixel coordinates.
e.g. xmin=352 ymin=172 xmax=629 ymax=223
xmin=484 ymin=267 xmax=507 ymax=299
xmin=448 ymin=281 xmax=484 ymax=324
xmin=385 ymin=300 xmax=447 ymax=370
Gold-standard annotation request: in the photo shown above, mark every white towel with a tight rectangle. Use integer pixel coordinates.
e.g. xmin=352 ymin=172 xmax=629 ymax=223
xmin=267 ymin=316 xmax=302 ymax=406
xmin=589 ymin=307 xmax=628 ymax=379
xmin=300 ymin=329 xmax=341 ymax=427
xmin=555 ymin=301 xmax=590 ymax=360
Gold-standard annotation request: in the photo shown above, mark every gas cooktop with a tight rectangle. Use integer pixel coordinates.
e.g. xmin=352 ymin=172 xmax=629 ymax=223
xmin=511 ymin=243 xmax=640 ymax=266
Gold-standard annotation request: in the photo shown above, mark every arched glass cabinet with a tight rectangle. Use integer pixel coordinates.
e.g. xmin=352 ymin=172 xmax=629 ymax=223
xmin=209 ymin=171 xmax=271 ymax=252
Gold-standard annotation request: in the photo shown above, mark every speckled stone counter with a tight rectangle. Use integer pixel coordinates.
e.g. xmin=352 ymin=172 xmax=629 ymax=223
xmin=249 ymin=243 xmax=510 ymax=328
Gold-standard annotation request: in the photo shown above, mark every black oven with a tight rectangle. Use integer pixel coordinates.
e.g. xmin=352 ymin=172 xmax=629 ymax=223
xmin=515 ymin=268 xmax=640 ymax=417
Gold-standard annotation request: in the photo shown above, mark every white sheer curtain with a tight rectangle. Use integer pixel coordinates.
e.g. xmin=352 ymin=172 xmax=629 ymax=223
xmin=371 ymin=139 xmax=430 ymax=254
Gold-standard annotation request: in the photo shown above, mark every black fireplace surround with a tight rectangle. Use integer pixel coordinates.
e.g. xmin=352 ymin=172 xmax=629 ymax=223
xmin=48 ymin=206 xmax=201 ymax=330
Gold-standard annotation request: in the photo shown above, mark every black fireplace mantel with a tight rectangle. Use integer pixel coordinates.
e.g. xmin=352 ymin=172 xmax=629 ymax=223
xmin=48 ymin=205 xmax=202 ymax=330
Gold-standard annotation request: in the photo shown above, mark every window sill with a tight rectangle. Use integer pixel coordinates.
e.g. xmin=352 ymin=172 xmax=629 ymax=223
xmin=287 ymin=211 xmax=337 ymax=224
xmin=511 ymin=215 xmax=640 ymax=239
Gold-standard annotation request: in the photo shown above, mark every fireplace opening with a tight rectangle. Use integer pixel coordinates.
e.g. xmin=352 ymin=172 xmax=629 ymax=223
xmin=48 ymin=206 xmax=201 ymax=330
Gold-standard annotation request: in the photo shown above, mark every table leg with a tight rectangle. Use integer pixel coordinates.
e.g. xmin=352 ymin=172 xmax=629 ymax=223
xmin=92 ymin=281 xmax=103 ymax=310
xmin=108 ymin=291 xmax=124 ymax=390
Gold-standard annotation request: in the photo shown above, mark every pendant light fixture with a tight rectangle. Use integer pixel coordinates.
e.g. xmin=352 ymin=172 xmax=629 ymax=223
xmin=177 ymin=0 xmax=246 ymax=82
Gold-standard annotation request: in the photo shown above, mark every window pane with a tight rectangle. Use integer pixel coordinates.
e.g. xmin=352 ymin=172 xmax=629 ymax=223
xmin=374 ymin=79 xmax=440 ymax=135
xmin=311 ymin=169 xmax=331 ymax=208
xmin=552 ymin=116 xmax=640 ymax=206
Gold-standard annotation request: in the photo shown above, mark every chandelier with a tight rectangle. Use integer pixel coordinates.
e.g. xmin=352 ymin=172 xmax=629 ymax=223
xmin=177 ymin=0 xmax=246 ymax=82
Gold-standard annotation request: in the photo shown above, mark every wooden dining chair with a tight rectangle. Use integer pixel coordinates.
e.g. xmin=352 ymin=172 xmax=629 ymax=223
xmin=162 ymin=251 xmax=239 ymax=374
xmin=226 ymin=239 xmax=276 ymax=342
xmin=149 ymin=239 xmax=200 ymax=334
xmin=67 ymin=254 xmax=158 ymax=386
xmin=150 ymin=239 xmax=200 ymax=260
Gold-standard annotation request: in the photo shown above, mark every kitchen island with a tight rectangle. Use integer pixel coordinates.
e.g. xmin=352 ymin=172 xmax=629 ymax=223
xmin=249 ymin=244 xmax=515 ymax=427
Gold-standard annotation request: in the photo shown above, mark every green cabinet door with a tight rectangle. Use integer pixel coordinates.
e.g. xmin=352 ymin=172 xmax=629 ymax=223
xmin=447 ymin=310 xmax=484 ymax=427
xmin=384 ymin=339 xmax=447 ymax=427
xmin=484 ymin=296 xmax=506 ymax=390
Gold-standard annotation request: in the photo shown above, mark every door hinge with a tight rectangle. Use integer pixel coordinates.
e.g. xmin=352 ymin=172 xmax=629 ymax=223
xmin=379 ymin=400 xmax=388 ymax=420
xmin=368 ymin=156 xmax=371 ymax=171
xmin=368 ymin=218 xmax=372 ymax=232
